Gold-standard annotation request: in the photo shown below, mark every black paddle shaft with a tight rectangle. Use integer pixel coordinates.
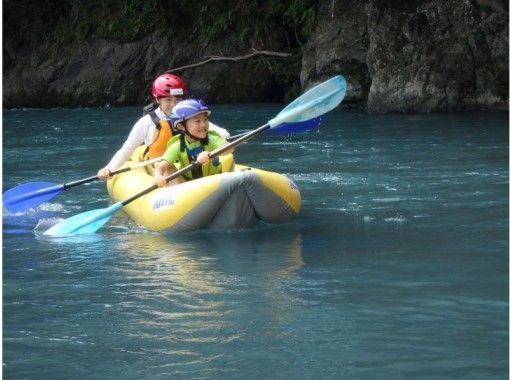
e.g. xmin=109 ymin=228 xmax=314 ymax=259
xmin=63 ymin=165 xmax=135 ymax=190
xmin=63 ymin=175 xmax=100 ymax=190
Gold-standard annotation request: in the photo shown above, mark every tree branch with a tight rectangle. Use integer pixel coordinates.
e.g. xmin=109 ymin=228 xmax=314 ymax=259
xmin=166 ymin=49 xmax=291 ymax=73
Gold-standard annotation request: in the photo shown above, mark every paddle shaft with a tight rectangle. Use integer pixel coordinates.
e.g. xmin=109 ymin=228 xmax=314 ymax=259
xmin=63 ymin=174 xmax=101 ymax=190
xmin=63 ymin=157 xmax=163 ymax=190
xmin=67 ymin=121 xmax=316 ymax=189
xmin=226 ymin=132 xmax=248 ymax=142
xmin=68 ymin=120 xmax=306 ymax=191
xmin=43 ymin=75 xmax=346 ymax=236
xmin=120 ymin=124 xmax=271 ymax=207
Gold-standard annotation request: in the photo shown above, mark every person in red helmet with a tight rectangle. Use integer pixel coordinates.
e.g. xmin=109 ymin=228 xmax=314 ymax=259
xmin=97 ymin=73 xmax=229 ymax=179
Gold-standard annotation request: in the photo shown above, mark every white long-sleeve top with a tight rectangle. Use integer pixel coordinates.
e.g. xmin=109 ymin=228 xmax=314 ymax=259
xmin=105 ymin=107 xmax=230 ymax=171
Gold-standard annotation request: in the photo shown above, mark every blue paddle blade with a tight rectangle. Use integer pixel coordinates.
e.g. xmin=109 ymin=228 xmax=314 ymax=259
xmin=3 ymin=182 xmax=64 ymax=213
xmin=226 ymin=117 xmax=324 ymax=142
xmin=44 ymin=202 xmax=123 ymax=237
xmin=269 ymin=75 xmax=347 ymax=127
xmin=268 ymin=116 xmax=324 ymax=134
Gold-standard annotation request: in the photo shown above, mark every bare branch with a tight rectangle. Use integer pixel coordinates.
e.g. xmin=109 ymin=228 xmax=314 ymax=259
xmin=166 ymin=49 xmax=291 ymax=73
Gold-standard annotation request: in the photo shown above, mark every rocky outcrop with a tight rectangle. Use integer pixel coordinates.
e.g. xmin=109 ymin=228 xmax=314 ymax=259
xmin=3 ymin=0 xmax=508 ymax=112
xmin=3 ymin=30 xmax=288 ymax=108
xmin=3 ymin=33 xmax=168 ymax=107
xmin=301 ymin=0 xmax=508 ymax=112
xmin=301 ymin=2 xmax=371 ymax=105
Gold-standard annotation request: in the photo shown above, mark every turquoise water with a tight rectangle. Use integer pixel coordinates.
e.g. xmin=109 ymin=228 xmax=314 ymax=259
xmin=2 ymin=106 xmax=509 ymax=378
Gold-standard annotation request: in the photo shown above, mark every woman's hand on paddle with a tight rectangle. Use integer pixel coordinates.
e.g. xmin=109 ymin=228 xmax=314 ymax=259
xmin=97 ymin=167 xmax=112 ymax=180
xmin=153 ymin=174 xmax=167 ymax=188
xmin=153 ymin=161 xmax=170 ymax=187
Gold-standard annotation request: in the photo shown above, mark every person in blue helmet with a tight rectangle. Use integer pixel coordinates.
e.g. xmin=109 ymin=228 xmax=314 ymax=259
xmin=96 ymin=73 xmax=229 ymax=180
xmin=153 ymin=99 xmax=234 ymax=187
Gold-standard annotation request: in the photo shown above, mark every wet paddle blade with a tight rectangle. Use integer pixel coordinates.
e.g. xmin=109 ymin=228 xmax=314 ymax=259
xmin=268 ymin=75 xmax=346 ymax=127
xmin=268 ymin=116 xmax=324 ymax=134
xmin=44 ymin=203 xmax=123 ymax=237
xmin=227 ymin=117 xmax=323 ymax=141
xmin=3 ymin=182 xmax=64 ymax=213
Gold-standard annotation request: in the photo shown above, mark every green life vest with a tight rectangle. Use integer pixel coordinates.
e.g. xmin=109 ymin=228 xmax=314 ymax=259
xmin=166 ymin=132 xmax=225 ymax=180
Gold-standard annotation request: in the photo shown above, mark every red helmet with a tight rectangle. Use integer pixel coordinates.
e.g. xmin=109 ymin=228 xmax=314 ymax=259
xmin=151 ymin=73 xmax=188 ymax=98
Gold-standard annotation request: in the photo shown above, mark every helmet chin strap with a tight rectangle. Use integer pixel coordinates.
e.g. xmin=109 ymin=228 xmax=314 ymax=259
xmin=184 ymin=128 xmax=202 ymax=141
xmin=182 ymin=122 xmax=208 ymax=145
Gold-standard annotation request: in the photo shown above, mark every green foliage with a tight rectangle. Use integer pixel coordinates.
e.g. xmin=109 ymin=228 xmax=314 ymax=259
xmin=3 ymin=0 xmax=167 ymax=45
xmin=4 ymin=0 xmax=317 ymax=47
xmin=3 ymin=0 xmax=318 ymax=96
xmin=170 ymin=0 xmax=317 ymax=45
xmin=164 ymin=0 xmax=317 ymax=92
xmin=54 ymin=0 xmax=166 ymax=42
xmin=3 ymin=0 xmax=70 ymax=47
xmin=283 ymin=0 xmax=317 ymax=38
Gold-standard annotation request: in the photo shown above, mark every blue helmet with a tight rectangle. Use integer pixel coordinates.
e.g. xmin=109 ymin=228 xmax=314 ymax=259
xmin=169 ymin=99 xmax=211 ymax=129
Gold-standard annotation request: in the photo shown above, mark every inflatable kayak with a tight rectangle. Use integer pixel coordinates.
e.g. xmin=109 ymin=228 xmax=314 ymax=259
xmin=106 ymin=146 xmax=301 ymax=232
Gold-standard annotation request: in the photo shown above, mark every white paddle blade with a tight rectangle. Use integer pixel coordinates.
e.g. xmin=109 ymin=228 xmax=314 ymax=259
xmin=268 ymin=75 xmax=347 ymax=127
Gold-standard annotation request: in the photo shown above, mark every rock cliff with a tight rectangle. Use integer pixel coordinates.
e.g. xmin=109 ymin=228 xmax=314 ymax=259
xmin=3 ymin=0 xmax=508 ymax=112
xmin=3 ymin=33 xmax=284 ymax=107
xmin=302 ymin=0 xmax=508 ymax=112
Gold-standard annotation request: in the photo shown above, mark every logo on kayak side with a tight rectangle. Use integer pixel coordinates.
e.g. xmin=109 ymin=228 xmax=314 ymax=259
xmin=153 ymin=197 xmax=175 ymax=211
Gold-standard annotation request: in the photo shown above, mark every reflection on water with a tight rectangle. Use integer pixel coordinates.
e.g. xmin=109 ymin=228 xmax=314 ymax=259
xmin=28 ymin=228 xmax=316 ymax=378
xmin=2 ymin=108 xmax=507 ymax=378
xmin=110 ymin=228 xmax=304 ymax=295
xmin=110 ymin=230 xmax=305 ymax=344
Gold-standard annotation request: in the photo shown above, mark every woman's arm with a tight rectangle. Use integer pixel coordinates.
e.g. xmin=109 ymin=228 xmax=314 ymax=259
xmin=209 ymin=122 xmax=230 ymax=139
xmin=97 ymin=116 xmax=153 ymax=178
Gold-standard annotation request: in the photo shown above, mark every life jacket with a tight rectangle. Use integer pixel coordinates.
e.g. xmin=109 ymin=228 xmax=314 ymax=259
xmin=177 ymin=133 xmax=224 ymax=180
xmin=142 ymin=103 xmax=175 ymax=160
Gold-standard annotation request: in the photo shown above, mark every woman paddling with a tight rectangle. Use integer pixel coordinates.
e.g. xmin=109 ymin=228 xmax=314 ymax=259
xmin=97 ymin=73 xmax=229 ymax=179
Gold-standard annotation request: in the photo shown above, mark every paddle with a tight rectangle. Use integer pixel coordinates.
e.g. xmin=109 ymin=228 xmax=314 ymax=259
xmin=44 ymin=75 xmax=347 ymax=237
xmin=226 ymin=116 xmax=324 ymax=142
xmin=3 ymin=157 xmax=163 ymax=213
xmin=5 ymin=118 xmax=322 ymax=213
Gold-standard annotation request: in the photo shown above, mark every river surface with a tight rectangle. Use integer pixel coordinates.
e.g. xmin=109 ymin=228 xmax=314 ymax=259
xmin=2 ymin=105 xmax=508 ymax=379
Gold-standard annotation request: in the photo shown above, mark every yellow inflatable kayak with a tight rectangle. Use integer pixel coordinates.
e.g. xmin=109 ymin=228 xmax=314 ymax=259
xmin=106 ymin=146 xmax=301 ymax=232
